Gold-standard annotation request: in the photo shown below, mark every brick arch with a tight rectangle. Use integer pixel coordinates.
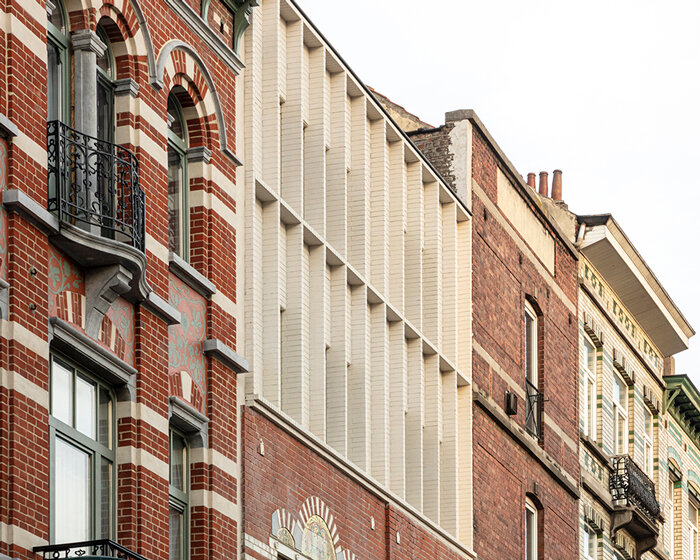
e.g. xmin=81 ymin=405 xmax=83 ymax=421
xmin=167 ymin=74 xmax=214 ymax=151
xmin=155 ymin=41 xmax=234 ymax=160
xmin=62 ymin=0 xmax=156 ymax=83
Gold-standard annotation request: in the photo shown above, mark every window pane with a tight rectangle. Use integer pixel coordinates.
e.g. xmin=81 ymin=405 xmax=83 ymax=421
xmin=645 ymin=408 xmax=652 ymax=437
xmin=47 ymin=0 xmax=65 ymax=31
xmin=525 ymin=310 xmax=536 ymax=385
xmin=525 ymin=506 xmax=536 ymax=560
xmin=168 ymin=97 xmax=185 ymax=142
xmin=170 ymin=432 xmax=187 ymax=492
xmin=169 ymin=504 xmax=184 ymax=560
xmin=584 ymin=338 xmax=595 ymax=372
xmin=587 ymin=379 xmax=596 ymax=437
xmin=98 ymin=386 xmax=113 ymax=449
xmin=100 ymin=457 xmax=112 ymax=539
xmin=47 ymin=42 xmax=62 ymax=122
xmin=616 ymin=411 xmax=626 ymax=454
xmin=168 ymin=147 xmax=183 ymax=256
xmin=51 ymin=361 xmax=73 ymax=426
xmin=75 ymin=375 xmax=96 ymax=439
xmin=55 ymin=438 xmax=91 ymax=543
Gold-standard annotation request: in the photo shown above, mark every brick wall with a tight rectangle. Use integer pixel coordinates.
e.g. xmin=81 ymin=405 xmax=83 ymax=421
xmin=469 ymin=125 xmax=579 ymax=560
xmin=0 ymin=0 xmax=244 ymax=558
xmin=242 ymin=406 xmax=474 ymax=560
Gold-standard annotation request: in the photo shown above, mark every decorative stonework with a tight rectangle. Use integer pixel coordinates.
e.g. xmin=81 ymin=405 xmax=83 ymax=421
xmin=169 ymin=275 xmax=207 ymax=410
xmin=48 ymin=247 xmax=135 ymax=365
xmin=48 ymin=247 xmax=85 ymax=318
xmin=271 ymin=498 xmax=357 ymax=560
xmin=101 ymin=298 xmax=135 ymax=365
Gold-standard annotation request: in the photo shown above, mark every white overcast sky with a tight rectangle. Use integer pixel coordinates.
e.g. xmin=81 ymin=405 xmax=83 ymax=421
xmin=296 ymin=0 xmax=700 ymax=379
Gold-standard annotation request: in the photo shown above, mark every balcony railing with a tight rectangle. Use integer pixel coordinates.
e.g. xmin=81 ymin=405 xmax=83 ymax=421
xmin=525 ymin=379 xmax=543 ymax=440
xmin=34 ymin=540 xmax=149 ymax=560
xmin=610 ymin=454 xmax=661 ymax=522
xmin=47 ymin=120 xmax=145 ymax=251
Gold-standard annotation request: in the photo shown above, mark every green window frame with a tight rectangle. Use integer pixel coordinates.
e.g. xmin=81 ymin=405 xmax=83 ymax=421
xmin=167 ymin=93 xmax=189 ymax=261
xmin=49 ymin=354 xmax=115 ymax=544
xmin=169 ymin=427 xmax=190 ymax=560
xmin=96 ymin=23 xmax=115 ymax=144
xmin=47 ymin=0 xmax=70 ymax=123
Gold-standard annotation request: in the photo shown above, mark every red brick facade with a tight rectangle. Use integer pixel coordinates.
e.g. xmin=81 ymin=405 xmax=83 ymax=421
xmin=469 ymin=126 xmax=579 ymax=560
xmin=0 ymin=0 xmax=245 ymax=558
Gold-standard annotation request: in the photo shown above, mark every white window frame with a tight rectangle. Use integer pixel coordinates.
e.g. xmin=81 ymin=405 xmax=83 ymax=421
xmin=583 ymin=523 xmax=597 ymax=560
xmin=690 ymin=500 xmax=699 ymax=560
xmin=582 ymin=335 xmax=597 ymax=439
xmin=525 ymin=498 xmax=538 ymax=560
xmin=643 ymin=406 xmax=654 ymax=476
xmin=668 ymin=477 xmax=675 ymax=560
xmin=612 ymin=373 xmax=628 ymax=455
xmin=524 ymin=303 xmax=538 ymax=389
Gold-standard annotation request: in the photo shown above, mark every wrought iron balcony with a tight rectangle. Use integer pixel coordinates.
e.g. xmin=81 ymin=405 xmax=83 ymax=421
xmin=610 ymin=454 xmax=660 ymax=523
xmin=47 ymin=120 xmax=145 ymax=251
xmin=34 ymin=540 xmax=149 ymax=560
xmin=525 ymin=379 xmax=543 ymax=439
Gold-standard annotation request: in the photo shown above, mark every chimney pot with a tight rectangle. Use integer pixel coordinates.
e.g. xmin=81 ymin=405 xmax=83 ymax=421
xmin=527 ymin=173 xmax=536 ymax=189
xmin=538 ymin=171 xmax=549 ymax=197
xmin=552 ymin=169 xmax=563 ymax=201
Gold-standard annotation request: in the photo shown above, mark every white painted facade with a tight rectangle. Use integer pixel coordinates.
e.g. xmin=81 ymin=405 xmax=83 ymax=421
xmin=239 ymin=0 xmax=473 ymax=544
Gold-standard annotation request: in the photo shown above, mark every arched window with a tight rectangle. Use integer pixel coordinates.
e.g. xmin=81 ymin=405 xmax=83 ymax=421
xmin=167 ymin=93 xmax=188 ymax=260
xmin=47 ymin=0 xmax=70 ymax=122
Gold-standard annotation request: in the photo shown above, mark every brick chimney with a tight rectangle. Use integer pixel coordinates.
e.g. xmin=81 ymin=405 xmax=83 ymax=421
xmin=538 ymin=171 xmax=548 ymax=197
xmin=551 ymin=169 xmax=563 ymax=201
xmin=527 ymin=172 xmax=536 ymax=190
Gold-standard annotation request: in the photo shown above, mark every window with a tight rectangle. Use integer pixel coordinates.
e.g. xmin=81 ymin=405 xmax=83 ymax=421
xmin=668 ymin=477 xmax=675 ymax=559
xmin=689 ymin=500 xmax=699 ymax=560
xmin=612 ymin=373 xmax=628 ymax=455
xmin=582 ymin=335 xmax=597 ymax=439
xmin=167 ymin=93 xmax=189 ymax=261
xmin=47 ymin=0 xmax=70 ymax=123
xmin=169 ymin=428 xmax=189 ymax=560
xmin=583 ymin=524 xmax=597 ymax=560
xmin=643 ymin=406 xmax=654 ymax=476
xmin=50 ymin=356 xmax=114 ymax=543
xmin=525 ymin=498 xmax=538 ymax=560
xmin=524 ymin=302 xmax=541 ymax=438
xmin=96 ymin=23 xmax=114 ymax=145
xmin=95 ymin=22 xmax=116 ymax=237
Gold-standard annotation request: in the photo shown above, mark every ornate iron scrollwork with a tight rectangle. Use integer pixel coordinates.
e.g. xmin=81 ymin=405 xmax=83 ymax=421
xmin=35 ymin=539 xmax=149 ymax=560
xmin=47 ymin=120 xmax=145 ymax=251
xmin=610 ymin=454 xmax=661 ymax=522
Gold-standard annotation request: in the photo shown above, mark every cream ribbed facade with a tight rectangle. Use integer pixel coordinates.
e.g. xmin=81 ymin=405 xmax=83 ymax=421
xmin=240 ymin=0 xmax=472 ymax=543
